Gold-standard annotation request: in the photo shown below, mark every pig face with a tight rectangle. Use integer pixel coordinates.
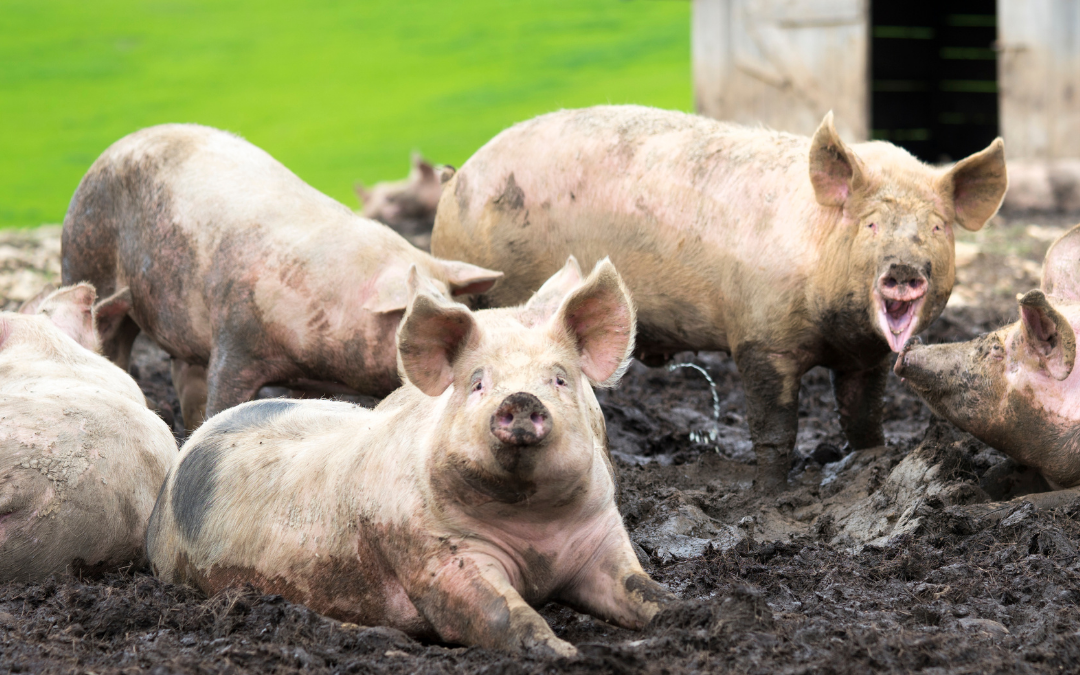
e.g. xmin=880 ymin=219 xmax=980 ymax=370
xmin=810 ymin=113 xmax=1007 ymax=353
xmin=357 ymin=154 xmax=453 ymax=226
xmin=396 ymin=257 xmax=634 ymax=508
xmin=895 ymin=290 xmax=1080 ymax=485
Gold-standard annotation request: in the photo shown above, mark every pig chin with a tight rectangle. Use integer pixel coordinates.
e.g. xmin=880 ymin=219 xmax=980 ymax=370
xmin=874 ymin=291 xmax=926 ymax=353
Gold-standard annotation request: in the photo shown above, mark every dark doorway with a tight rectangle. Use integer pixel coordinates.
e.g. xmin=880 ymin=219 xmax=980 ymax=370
xmin=871 ymin=0 xmax=998 ymax=163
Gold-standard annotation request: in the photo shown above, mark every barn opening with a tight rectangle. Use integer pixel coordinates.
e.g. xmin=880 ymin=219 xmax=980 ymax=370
xmin=871 ymin=0 xmax=998 ymax=163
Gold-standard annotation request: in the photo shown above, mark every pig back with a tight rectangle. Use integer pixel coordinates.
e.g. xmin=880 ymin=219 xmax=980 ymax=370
xmin=146 ymin=397 xmax=427 ymax=625
xmin=433 ymin=106 xmax=821 ymax=355
xmin=0 ymin=385 xmax=175 ymax=582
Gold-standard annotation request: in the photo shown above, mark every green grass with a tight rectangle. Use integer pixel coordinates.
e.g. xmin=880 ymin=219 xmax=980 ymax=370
xmin=0 ymin=0 xmax=690 ymax=228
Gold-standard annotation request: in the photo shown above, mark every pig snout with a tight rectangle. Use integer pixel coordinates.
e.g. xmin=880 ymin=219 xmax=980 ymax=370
xmin=876 ymin=264 xmax=930 ymax=353
xmin=893 ymin=336 xmax=924 ymax=376
xmin=490 ymin=392 xmax=552 ymax=447
xmin=879 ymin=264 xmax=927 ymax=302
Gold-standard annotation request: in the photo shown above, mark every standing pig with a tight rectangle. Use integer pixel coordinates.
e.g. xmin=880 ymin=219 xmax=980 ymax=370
xmin=0 ymin=284 xmax=175 ymax=581
xmin=895 ymin=224 xmax=1080 ymax=489
xmin=62 ymin=125 xmax=501 ymax=431
xmin=432 ymin=105 xmax=1008 ymax=488
xmin=146 ymin=259 xmax=672 ymax=655
xmin=355 ymin=153 xmax=454 ymax=239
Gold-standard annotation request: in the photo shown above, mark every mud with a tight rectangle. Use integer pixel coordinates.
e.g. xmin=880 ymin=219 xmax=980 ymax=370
xmin=4 ymin=214 xmax=1080 ymax=673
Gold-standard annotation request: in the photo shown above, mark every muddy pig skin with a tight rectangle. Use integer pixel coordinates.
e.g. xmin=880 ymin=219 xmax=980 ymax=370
xmin=146 ymin=258 xmax=672 ymax=655
xmin=896 ymin=224 xmax=1080 ymax=489
xmin=432 ymin=105 xmax=1008 ymax=488
xmin=0 ymin=284 xmax=175 ymax=582
xmin=61 ymin=125 xmax=502 ymax=432
xmin=356 ymin=153 xmax=454 ymax=233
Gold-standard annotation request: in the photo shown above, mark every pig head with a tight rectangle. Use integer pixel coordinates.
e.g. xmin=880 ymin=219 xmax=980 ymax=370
xmin=357 ymin=153 xmax=453 ymax=232
xmin=896 ymin=225 xmax=1080 ymax=488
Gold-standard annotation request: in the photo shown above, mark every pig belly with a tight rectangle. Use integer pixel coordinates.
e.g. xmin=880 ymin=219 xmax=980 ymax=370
xmin=183 ymin=550 xmax=434 ymax=637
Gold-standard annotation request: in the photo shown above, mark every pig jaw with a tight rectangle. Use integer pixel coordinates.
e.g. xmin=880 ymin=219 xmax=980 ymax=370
xmin=873 ymin=269 xmax=929 ymax=353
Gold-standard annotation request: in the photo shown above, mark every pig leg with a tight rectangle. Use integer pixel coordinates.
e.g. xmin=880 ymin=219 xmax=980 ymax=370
xmin=203 ymin=346 xmax=283 ymax=420
xmin=408 ymin=558 xmax=576 ymax=656
xmin=170 ymin=359 xmax=209 ymax=433
xmin=101 ymin=316 xmax=140 ymax=372
xmin=734 ymin=345 xmax=804 ymax=491
xmin=557 ymin=536 xmax=674 ymax=629
xmin=831 ymin=360 xmax=889 ymax=450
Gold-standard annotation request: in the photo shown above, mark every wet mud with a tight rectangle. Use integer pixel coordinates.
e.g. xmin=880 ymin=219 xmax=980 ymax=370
xmin=4 ymin=215 xmax=1080 ymax=673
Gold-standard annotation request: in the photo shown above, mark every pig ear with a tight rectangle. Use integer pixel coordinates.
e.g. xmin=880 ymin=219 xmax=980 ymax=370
xmin=549 ymin=258 xmax=636 ymax=387
xmin=438 ymin=165 xmax=456 ymax=185
xmin=397 ymin=269 xmax=480 ymax=396
xmin=939 ymin=138 xmax=1007 ymax=232
xmin=38 ymin=283 xmax=100 ymax=352
xmin=520 ymin=256 xmax=584 ymax=326
xmin=439 ymin=260 xmax=503 ymax=297
xmin=354 ymin=182 xmax=371 ymax=204
xmin=1019 ymin=290 xmax=1076 ymax=380
xmin=411 ymin=153 xmax=437 ymax=182
xmin=94 ymin=286 xmax=133 ymax=345
xmin=809 ymin=111 xmax=867 ymax=207
xmin=18 ymin=285 xmax=57 ymax=315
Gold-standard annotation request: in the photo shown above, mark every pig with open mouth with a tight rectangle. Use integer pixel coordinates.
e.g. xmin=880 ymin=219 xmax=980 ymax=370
xmin=432 ymin=105 xmax=1008 ymax=489
xmin=896 ymin=224 xmax=1080 ymax=489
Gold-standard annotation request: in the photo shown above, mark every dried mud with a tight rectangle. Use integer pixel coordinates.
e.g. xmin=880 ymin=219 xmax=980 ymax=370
xmin=4 ymin=215 xmax=1080 ymax=673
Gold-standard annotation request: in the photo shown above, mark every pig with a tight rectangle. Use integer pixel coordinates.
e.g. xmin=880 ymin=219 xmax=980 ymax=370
xmin=61 ymin=125 xmax=501 ymax=432
xmin=895 ymin=224 xmax=1080 ymax=489
xmin=0 ymin=284 xmax=175 ymax=582
xmin=432 ymin=105 xmax=1008 ymax=489
xmin=356 ymin=153 xmax=454 ymax=237
xmin=145 ymin=258 xmax=672 ymax=655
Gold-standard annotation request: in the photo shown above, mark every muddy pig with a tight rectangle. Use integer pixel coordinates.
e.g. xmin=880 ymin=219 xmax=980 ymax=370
xmin=356 ymin=153 xmax=454 ymax=238
xmin=0 ymin=284 xmax=175 ymax=582
xmin=895 ymin=224 xmax=1080 ymax=489
xmin=62 ymin=125 xmax=501 ymax=431
xmin=146 ymin=258 xmax=672 ymax=655
xmin=432 ymin=105 xmax=1008 ymax=488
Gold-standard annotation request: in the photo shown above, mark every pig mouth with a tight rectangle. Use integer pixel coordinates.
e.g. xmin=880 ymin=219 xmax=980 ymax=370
xmin=874 ymin=291 xmax=926 ymax=353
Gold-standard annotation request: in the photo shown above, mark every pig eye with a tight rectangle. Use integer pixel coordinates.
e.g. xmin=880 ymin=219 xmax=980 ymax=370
xmin=470 ymin=369 xmax=484 ymax=393
xmin=555 ymin=374 xmax=567 ymax=387
xmin=867 ymin=222 xmax=877 ymax=233
xmin=933 ymin=225 xmax=942 ymax=234
xmin=472 ymin=380 xmax=483 ymax=392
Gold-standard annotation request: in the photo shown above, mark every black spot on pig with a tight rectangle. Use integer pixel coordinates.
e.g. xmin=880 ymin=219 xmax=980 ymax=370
xmin=493 ymin=173 xmax=525 ymax=213
xmin=171 ymin=435 xmax=226 ymax=541
xmin=217 ymin=399 xmax=299 ymax=434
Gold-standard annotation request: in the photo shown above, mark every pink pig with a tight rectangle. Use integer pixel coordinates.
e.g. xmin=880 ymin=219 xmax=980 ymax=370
xmin=896 ymin=224 xmax=1080 ymax=488
xmin=145 ymin=258 xmax=672 ymax=654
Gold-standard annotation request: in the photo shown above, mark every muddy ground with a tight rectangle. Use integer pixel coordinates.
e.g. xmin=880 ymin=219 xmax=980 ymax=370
xmin=4 ymin=215 xmax=1080 ymax=673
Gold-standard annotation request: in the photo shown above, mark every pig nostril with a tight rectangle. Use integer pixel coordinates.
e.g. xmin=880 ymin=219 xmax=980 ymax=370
xmin=883 ymin=278 xmax=897 ymax=289
xmin=498 ymin=412 xmax=513 ymax=426
xmin=530 ymin=412 xmax=544 ymax=425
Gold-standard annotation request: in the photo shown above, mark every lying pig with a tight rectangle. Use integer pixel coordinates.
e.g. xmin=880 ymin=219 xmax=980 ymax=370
xmin=62 ymin=125 xmax=501 ymax=431
xmin=895 ymin=224 xmax=1080 ymax=488
xmin=0 ymin=284 xmax=175 ymax=582
xmin=433 ymin=105 xmax=1008 ymax=488
xmin=356 ymin=153 xmax=454 ymax=236
xmin=146 ymin=258 xmax=672 ymax=655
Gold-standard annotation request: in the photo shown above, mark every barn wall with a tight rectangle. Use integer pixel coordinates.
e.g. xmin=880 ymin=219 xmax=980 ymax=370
xmin=999 ymin=0 xmax=1080 ymax=160
xmin=691 ymin=0 xmax=869 ymax=141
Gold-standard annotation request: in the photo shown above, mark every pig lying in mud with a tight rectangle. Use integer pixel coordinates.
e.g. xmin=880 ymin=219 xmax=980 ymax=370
xmin=0 ymin=284 xmax=175 ymax=582
xmin=356 ymin=153 xmax=454 ymax=235
xmin=62 ymin=125 xmax=501 ymax=431
xmin=146 ymin=258 xmax=672 ymax=654
xmin=896 ymin=224 xmax=1080 ymax=489
xmin=433 ymin=105 xmax=1008 ymax=489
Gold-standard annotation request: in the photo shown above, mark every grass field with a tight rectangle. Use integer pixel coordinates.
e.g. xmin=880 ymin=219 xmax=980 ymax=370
xmin=0 ymin=0 xmax=690 ymax=228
